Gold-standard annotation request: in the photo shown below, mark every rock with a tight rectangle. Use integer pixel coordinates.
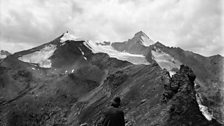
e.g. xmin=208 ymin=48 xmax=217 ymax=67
xmin=162 ymin=65 xmax=221 ymax=126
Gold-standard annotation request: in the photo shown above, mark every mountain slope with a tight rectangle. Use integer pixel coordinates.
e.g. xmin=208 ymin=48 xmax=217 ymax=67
xmin=0 ymin=31 xmax=222 ymax=126
xmin=111 ymin=31 xmax=154 ymax=55
xmin=0 ymin=33 xmax=136 ymax=126
xmin=111 ymin=32 xmax=223 ymax=123
xmin=147 ymin=42 xmax=224 ymax=123
xmin=68 ymin=64 xmax=221 ymax=126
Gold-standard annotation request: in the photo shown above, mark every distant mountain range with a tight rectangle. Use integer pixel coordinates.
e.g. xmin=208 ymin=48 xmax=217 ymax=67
xmin=0 ymin=31 xmax=223 ymax=126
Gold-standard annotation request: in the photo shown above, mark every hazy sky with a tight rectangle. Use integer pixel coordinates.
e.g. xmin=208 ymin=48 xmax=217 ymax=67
xmin=0 ymin=0 xmax=223 ymax=56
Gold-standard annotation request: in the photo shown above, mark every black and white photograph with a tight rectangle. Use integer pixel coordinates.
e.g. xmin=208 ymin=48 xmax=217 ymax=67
xmin=0 ymin=0 xmax=223 ymax=125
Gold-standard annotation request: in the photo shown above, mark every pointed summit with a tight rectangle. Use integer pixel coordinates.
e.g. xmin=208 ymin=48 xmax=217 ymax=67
xmin=60 ymin=31 xmax=78 ymax=43
xmin=134 ymin=31 xmax=147 ymax=38
xmin=132 ymin=31 xmax=154 ymax=46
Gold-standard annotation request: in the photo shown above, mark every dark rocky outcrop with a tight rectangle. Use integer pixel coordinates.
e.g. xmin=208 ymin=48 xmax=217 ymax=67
xmin=146 ymin=42 xmax=224 ymax=123
xmin=161 ymin=65 xmax=196 ymax=103
xmin=162 ymin=65 xmax=221 ymax=126
xmin=66 ymin=64 xmax=222 ymax=126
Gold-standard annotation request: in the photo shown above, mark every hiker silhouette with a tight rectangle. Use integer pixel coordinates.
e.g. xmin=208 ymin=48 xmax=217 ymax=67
xmin=97 ymin=97 xmax=125 ymax=126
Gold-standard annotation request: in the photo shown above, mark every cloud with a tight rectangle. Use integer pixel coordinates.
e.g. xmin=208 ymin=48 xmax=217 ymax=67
xmin=0 ymin=0 xmax=81 ymax=51
xmin=0 ymin=0 xmax=222 ymax=56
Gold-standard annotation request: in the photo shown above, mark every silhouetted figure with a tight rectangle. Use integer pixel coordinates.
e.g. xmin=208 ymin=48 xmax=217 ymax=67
xmin=98 ymin=97 xmax=125 ymax=126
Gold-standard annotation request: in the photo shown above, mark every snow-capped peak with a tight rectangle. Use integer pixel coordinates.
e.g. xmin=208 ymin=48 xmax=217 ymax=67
xmin=134 ymin=31 xmax=147 ymax=38
xmin=133 ymin=31 xmax=154 ymax=46
xmin=60 ymin=31 xmax=78 ymax=43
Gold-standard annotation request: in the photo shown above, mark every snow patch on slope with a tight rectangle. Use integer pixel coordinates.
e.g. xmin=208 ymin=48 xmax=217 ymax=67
xmin=140 ymin=35 xmax=154 ymax=46
xmin=60 ymin=32 xmax=78 ymax=43
xmin=78 ymin=47 xmax=85 ymax=55
xmin=196 ymin=93 xmax=213 ymax=121
xmin=0 ymin=54 xmax=7 ymax=59
xmin=78 ymin=47 xmax=88 ymax=60
xmin=0 ymin=50 xmax=10 ymax=59
xmin=152 ymin=47 xmax=181 ymax=76
xmin=18 ymin=44 xmax=57 ymax=68
xmin=84 ymin=40 xmax=149 ymax=65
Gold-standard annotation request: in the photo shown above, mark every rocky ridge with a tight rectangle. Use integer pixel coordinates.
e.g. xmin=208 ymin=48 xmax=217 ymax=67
xmin=0 ymin=31 xmax=223 ymax=126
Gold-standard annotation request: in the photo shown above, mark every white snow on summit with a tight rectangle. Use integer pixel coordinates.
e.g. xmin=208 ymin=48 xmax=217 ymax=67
xmin=134 ymin=31 xmax=154 ymax=46
xmin=84 ymin=40 xmax=149 ymax=65
xmin=152 ymin=47 xmax=181 ymax=76
xmin=18 ymin=44 xmax=57 ymax=68
xmin=140 ymin=34 xmax=154 ymax=46
xmin=60 ymin=32 xmax=78 ymax=43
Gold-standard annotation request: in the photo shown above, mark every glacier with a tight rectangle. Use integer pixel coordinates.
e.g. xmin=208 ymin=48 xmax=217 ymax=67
xmin=84 ymin=40 xmax=149 ymax=65
xmin=18 ymin=44 xmax=57 ymax=68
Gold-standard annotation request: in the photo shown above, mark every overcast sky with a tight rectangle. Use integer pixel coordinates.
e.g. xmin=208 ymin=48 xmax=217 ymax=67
xmin=0 ymin=0 xmax=223 ymax=56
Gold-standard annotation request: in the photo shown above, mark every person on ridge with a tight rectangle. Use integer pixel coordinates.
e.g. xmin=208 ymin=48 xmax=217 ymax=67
xmin=97 ymin=97 xmax=125 ymax=126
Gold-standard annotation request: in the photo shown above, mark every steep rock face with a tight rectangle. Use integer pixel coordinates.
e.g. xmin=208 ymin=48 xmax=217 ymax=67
xmin=111 ymin=31 xmax=153 ymax=55
xmin=0 ymin=32 xmax=222 ymax=126
xmin=67 ymin=63 xmax=165 ymax=126
xmin=0 ymin=39 xmax=134 ymax=126
xmin=1 ymin=55 xmax=220 ymax=126
xmin=147 ymin=42 xmax=224 ymax=123
xmin=161 ymin=65 xmax=196 ymax=103
xmin=161 ymin=65 xmax=221 ymax=126
xmin=66 ymin=64 xmax=221 ymax=126
xmin=122 ymin=65 xmax=221 ymax=126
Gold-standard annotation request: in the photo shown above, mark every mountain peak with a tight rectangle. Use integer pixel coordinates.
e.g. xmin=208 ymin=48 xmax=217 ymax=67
xmin=134 ymin=31 xmax=147 ymax=38
xmin=60 ymin=31 xmax=79 ymax=43
xmin=132 ymin=31 xmax=154 ymax=46
xmin=0 ymin=50 xmax=11 ymax=59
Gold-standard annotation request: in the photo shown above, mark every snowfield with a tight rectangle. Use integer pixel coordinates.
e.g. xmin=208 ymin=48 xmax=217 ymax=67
xmin=17 ymin=32 xmax=149 ymax=68
xmin=60 ymin=32 xmax=150 ymax=65
xmin=60 ymin=32 xmax=78 ymax=43
xmin=0 ymin=54 xmax=7 ymax=59
xmin=84 ymin=40 xmax=149 ymax=65
xmin=152 ymin=47 xmax=181 ymax=76
xmin=0 ymin=50 xmax=10 ymax=59
xmin=18 ymin=44 xmax=57 ymax=68
xmin=196 ymin=93 xmax=213 ymax=121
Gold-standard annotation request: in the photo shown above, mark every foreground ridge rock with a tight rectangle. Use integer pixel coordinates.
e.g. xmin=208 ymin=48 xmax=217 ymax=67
xmin=162 ymin=65 xmax=196 ymax=103
xmin=162 ymin=65 xmax=221 ymax=126
xmin=68 ymin=64 xmax=221 ymax=126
